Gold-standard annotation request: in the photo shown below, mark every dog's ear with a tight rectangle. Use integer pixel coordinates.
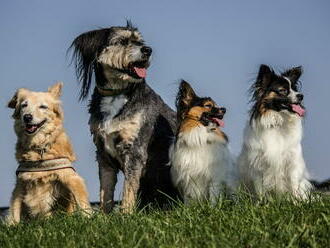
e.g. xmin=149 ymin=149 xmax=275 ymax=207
xmin=257 ymin=64 xmax=273 ymax=87
xmin=7 ymin=88 xmax=28 ymax=119
xmin=176 ymin=80 xmax=197 ymax=121
xmin=8 ymin=92 xmax=18 ymax=109
xmin=69 ymin=28 xmax=111 ymax=100
xmin=282 ymin=66 xmax=303 ymax=84
xmin=250 ymin=64 xmax=274 ymax=102
xmin=48 ymin=82 xmax=63 ymax=98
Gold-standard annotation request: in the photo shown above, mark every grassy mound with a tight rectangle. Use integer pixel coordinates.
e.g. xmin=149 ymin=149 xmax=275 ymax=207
xmin=1 ymin=194 xmax=329 ymax=248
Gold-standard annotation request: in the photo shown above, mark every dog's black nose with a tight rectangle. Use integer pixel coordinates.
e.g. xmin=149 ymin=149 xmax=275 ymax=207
xmin=297 ymin=94 xmax=304 ymax=102
xmin=219 ymin=107 xmax=226 ymax=114
xmin=23 ymin=114 xmax=33 ymax=123
xmin=141 ymin=46 xmax=152 ymax=56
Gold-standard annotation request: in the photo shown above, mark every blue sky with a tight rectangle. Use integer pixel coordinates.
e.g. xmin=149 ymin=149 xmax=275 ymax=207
xmin=0 ymin=0 xmax=329 ymax=206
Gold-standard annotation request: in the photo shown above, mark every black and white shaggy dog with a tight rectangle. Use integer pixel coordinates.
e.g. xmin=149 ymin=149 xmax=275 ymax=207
xmin=70 ymin=22 xmax=178 ymax=213
xmin=238 ymin=65 xmax=312 ymax=199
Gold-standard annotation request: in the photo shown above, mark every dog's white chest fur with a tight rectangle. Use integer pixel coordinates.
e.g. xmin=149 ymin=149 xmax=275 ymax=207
xmin=170 ymin=126 xmax=236 ymax=203
xmin=238 ymin=111 xmax=311 ymax=197
xmin=100 ymin=95 xmax=128 ymax=120
xmin=91 ymin=95 xmax=143 ymax=160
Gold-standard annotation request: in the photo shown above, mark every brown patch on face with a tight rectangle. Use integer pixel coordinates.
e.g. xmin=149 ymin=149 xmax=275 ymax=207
xmin=179 ymin=100 xmax=216 ymax=132
xmin=258 ymin=91 xmax=278 ymax=115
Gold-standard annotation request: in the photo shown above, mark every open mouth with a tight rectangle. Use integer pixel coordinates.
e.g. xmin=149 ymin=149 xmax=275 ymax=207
xmin=25 ymin=119 xmax=46 ymax=134
xmin=201 ymin=113 xmax=225 ymax=128
xmin=126 ymin=60 xmax=149 ymax=79
xmin=276 ymin=100 xmax=305 ymax=117
xmin=290 ymin=103 xmax=305 ymax=117
xmin=209 ymin=116 xmax=225 ymax=128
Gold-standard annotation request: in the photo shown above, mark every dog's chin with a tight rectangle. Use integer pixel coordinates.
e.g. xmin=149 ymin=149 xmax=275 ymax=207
xmin=24 ymin=119 xmax=47 ymax=135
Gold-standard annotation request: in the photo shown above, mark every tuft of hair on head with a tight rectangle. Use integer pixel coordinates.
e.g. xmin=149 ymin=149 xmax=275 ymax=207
xmin=175 ymin=80 xmax=197 ymax=121
xmin=125 ymin=19 xmax=137 ymax=31
xmin=68 ymin=28 xmax=111 ymax=100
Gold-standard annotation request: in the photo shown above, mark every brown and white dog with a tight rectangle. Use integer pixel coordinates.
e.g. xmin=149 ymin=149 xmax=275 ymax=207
xmin=7 ymin=82 xmax=91 ymax=224
xmin=170 ymin=80 xmax=236 ymax=203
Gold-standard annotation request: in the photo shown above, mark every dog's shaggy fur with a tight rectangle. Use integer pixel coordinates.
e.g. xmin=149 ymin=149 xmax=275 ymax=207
xmin=238 ymin=65 xmax=312 ymax=199
xmin=7 ymin=83 xmax=91 ymax=224
xmin=70 ymin=22 xmax=179 ymax=213
xmin=170 ymin=81 xmax=236 ymax=203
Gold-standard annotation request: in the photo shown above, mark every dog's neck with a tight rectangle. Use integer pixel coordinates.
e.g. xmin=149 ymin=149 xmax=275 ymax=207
xmin=15 ymin=124 xmax=76 ymax=163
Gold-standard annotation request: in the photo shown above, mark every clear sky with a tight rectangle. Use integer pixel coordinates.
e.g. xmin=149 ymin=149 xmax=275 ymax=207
xmin=1 ymin=0 xmax=329 ymax=206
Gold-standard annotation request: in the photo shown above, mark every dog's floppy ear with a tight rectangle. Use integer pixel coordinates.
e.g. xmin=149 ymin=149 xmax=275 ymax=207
xmin=7 ymin=88 xmax=28 ymax=119
xmin=48 ymin=82 xmax=63 ymax=98
xmin=69 ymin=28 xmax=111 ymax=100
xmin=8 ymin=92 xmax=18 ymax=109
xmin=282 ymin=66 xmax=303 ymax=85
xmin=176 ymin=80 xmax=197 ymax=121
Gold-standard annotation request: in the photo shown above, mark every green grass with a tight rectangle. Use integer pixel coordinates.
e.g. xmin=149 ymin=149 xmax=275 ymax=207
xmin=0 ymin=194 xmax=329 ymax=248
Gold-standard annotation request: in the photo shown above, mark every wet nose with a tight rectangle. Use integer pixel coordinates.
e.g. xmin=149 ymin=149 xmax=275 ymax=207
xmin=23 ymin=114 xmax=33 ymax=123
xmin=219 ymin=107 xmax=226 ymax=114
xmin=297 ymin=94 xmax=304 ymax=102
xmin=141 ymin=46 xmax=152 ymax=56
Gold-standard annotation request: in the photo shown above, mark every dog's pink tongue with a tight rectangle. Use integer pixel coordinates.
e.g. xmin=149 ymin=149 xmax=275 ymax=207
xmin=212 ymin=118 xmax=225 ymax=128
xmin=291 ymin=104 xmax=305 ymax=117
xmin=133 ymin=67 xmax=147 ymax=78
xmin=26 ymin=125 xmax=37 ymax=132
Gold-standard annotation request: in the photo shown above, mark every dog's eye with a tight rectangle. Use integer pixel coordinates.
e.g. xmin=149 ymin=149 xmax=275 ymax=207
xmin=21 ymin=103 xmax=28 ymax=108
xmin=39 ymin=105 xmax=48 ymax=109
xmin=120 ymin=39 xmax=128 ymax=46
xmin=204 ymin=104 xmax=213 ymax=108
xmin=278 ymin=89 xmax=288 ymax=95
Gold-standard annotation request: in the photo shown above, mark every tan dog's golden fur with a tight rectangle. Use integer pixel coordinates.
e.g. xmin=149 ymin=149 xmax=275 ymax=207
xmin=7 ymin=82 xmax=91 ymax=224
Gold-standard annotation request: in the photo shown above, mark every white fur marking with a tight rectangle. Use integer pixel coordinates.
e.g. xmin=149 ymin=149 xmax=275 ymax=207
xmin=238 ymin=110 xmax=311 ymax=198
xmin=100 ymin=95 xmax=128 ymax=121
xmin=170 ymin=126 xmax=236 ymax=203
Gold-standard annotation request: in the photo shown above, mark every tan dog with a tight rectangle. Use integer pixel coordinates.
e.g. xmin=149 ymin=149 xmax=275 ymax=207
xmin=7 ymin=82 xmax=91 ymax=224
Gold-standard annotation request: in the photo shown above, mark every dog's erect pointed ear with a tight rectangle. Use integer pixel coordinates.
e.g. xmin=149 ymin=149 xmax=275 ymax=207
xmin=282 ymin=66 xmax=303 ymax=84
xmin=48 ymin=82 xmax=63 ymax=98
xmin=176 ymin=80 xmax=197 ymax=121
xmin=257 ymin=64 xmax=273 ymax=87
xmin=69 ymin=28 xmax=111 ymax=100
xmin=250 ymin=64 xmax=274 ymax=103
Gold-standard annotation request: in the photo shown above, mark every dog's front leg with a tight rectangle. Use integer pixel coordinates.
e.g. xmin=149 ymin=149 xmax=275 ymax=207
xmin=121 ymin=163 xmax=143 ymax=214
xmin=61 ymin=175 xmax=92 ymax=215
xmin=7 ymin=182 xmax=23 ymax=225
xmin=97 ymin=151 xmax=118 ymax=214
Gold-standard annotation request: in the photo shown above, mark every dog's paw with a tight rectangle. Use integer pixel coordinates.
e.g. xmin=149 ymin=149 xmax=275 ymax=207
xmin=4 ymin=216 xmax=19 ymax=226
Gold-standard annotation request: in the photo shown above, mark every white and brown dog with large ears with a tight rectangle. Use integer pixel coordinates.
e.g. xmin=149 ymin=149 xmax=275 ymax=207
xmin=238 ymin=65 xmax=312 ymax=199
xmin=170 ymin=80 xmax=236 ymax=203
xmin=7 ymin=82 xmax=91 ymax=224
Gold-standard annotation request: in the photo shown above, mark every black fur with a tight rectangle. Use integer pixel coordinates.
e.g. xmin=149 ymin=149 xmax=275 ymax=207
xmin=249 ymin=64 xmax=304 ymax=120
xmin=70 ymin=24 xmax=180 ymax=211
xmin=69 ymin=21 xmax=137 ymax=100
